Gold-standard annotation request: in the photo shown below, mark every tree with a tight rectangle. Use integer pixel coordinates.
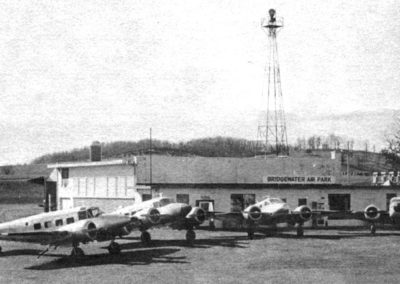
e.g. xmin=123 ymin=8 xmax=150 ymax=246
xmin=383 ymin=115 xmax=400 ymax=162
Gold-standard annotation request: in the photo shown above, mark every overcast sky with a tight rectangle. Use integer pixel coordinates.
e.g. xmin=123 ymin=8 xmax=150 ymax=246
xmin=0 ymin=0 xmax=399 ymax=165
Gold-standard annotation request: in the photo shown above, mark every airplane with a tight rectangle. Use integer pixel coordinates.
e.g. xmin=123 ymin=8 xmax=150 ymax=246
xmin=343 ymin=197 xmax=400 ymax=235
xmin=214 ymin=196 xmax=336 ymax=239
xmin=0 ymin=205 xmax=162 ymax=257
xmin=110 ymin=195 xmax=206 ymax=245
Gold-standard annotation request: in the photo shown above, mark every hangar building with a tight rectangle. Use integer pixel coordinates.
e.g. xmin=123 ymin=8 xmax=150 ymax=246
xmin=47 ymin=145 xmax=400 ymax=228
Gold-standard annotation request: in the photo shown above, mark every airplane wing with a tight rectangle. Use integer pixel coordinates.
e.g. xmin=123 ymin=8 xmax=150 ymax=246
xmin=329 ymin=210 xmax=391 ymax=223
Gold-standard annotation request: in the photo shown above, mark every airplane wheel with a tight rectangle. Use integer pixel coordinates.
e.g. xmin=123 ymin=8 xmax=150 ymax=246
xmin=248 ymin=231 xmax=254 ymax=240
xmin=186 ymin=230 xmax=196 ymax=245
xmin=0 ymin=246 xmax=2 ymax=254
xmin=370 ymin=224 xmax=376 ymax=235
xmin=108 ymin=242 xmax=121 ymax=255
xmin=297 ymin=226 xmax=304 ymax=237
xmin=70 ymin=247 xmax=84 ymax=257
xmin=141 ymin=231 xmax=151 ymax=246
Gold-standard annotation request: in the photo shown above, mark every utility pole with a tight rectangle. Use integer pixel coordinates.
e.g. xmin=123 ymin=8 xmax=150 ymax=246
xmin=347 ymin=141 xmax=350 ymax=185
xmin=149 ymin=128 xmax=152 ymax=196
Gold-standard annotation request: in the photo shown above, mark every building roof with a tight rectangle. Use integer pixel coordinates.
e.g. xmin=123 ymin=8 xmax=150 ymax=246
xmin=47 ymin=158 xmax=137 ymax=169
xmin=136 ymin=155 xmax=341 ymax=184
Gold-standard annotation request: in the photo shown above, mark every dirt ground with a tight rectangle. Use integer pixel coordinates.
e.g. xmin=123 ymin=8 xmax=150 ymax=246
xmin=1 ymin=204 xmax=400 ymax=284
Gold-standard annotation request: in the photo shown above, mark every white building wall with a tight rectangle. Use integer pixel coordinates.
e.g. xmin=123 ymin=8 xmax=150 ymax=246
xmin=54 ymin=164 xmax=139 ymax=211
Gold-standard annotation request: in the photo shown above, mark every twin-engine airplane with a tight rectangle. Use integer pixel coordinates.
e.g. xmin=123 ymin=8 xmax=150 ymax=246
xmin=216 ymin=197 xmax=334 ymax=239
xmin=0 ymin=205 xmax=161 ymax=257
xmin=111 ymin=196 xmax=206 ymax=245
xmin=0 ymin=196 xmax=206 ymax=257
xmin=344 ymin=197 xmax=400 ymax=234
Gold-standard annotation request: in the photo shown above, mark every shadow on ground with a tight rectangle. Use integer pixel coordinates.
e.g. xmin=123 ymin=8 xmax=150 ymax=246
xmin=337 ymin=231 xmax=400 ymax=237
xmin=119 ymin=235 xmax=250 ymax=250
xmin=25 ymin=248 xmax=186 ymax=270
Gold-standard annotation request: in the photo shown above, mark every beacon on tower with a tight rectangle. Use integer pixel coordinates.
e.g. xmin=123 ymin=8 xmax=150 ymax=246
xmin=257 ymin=9 xmax=289 ymax=156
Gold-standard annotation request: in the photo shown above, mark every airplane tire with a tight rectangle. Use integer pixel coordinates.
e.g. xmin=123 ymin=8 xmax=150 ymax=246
xmin=297 ymin=226 xmax=304 ymax=237
xmin=141 ymin=231 xmax=151 ymax=246
xmin=0 ymin=246 xmax=2 ymax=254
xmin=248 ymin=231 xmax=254 ymax=240
xmin=370 ymin=224 xmax=376 ymax=235
xmin=186 ymin=230 xmax=196 ymax=245
xmin=108 ymin=242 xmax=121 ymax=255
xmin=70 ymin=247 xmax=84 ymax=257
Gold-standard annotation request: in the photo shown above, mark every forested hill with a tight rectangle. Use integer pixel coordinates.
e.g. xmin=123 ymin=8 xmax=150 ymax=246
xmin=31 ymin=137 xmax=259 ymax=164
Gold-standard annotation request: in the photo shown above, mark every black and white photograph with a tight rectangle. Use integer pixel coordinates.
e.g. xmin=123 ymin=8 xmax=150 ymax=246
xmin=0 ymin=1 xmax=399 ymax=283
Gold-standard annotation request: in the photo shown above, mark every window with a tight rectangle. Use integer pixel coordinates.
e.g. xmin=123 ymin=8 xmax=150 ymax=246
xmin=196 ymin=200 xmax=215 ymax=212
xmin=55 ymin=219 xmax=63 ymax=226
xmin=387 ymin=193 xmax=397 ymax=211
xmin=61 ymin=168 xmax=69 ymax=179
xmin=177 ymin=194 xmax=189 ymax=204
xmin=78 ymin=211 xmax=88 ymax=220
xmin=328 ymin=194 xmax=351 ymax=211
xmin=159 ymin=198 xmax=173 ymax=206
xmin=142 ymin=194 xmax=152 ymax=201
xmin=44 ymin=221 xmax=52 ymax=228
xmin=298 ymin=198 xmax=307 ymax=206
xmin=66 ymin=217 xmax=75 ymax=224
xmin=230 ymin=194 xmax=255 ymax=212
xmin=311 ymin=201 xmax=318 ymax=210
xmin=88 ymin=208 xmax=101 ymax=218
xmin=33 ymin=223 xmax=41 ymax=230
xmin=61 ymin=168 xmax=69 ymax=187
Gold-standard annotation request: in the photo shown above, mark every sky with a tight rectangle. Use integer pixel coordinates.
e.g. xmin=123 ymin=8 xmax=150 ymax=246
xmin=0 ymin=0 xmax=399 ymax=165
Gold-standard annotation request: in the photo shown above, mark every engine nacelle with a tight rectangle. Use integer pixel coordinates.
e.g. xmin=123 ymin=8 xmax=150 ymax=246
xmin=186 ymin=207 xmax=206 ymax=225
xmin=293 ymin=205 xmax=312 ymax=222
xmin=135 ymin=208 xmax=161 ymax=225
xmin=244 ymin=205 xmax=262 ymax=221
xmin=364 ymin=205 xmax=381 ymax=221
xmin=59 ymin=220 xmax=97 ymax=242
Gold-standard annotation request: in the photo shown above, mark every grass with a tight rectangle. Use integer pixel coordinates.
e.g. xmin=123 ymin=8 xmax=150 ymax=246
xmin=1 ymin=204 xmax=400 ymax=283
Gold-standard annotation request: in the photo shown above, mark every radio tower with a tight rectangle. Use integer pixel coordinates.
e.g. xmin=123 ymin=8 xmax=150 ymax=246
xmin=257 ymin=9 xmax=289 ymax=156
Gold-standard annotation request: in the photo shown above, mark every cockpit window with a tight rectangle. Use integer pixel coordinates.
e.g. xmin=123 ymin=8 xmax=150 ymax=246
xmin=269 ymin=198 xmax=284 ymax=204
xmin=87 ymin=208 xmax=102 ymax=218
xmin=159 ymin=198 xmax=172 ymax=207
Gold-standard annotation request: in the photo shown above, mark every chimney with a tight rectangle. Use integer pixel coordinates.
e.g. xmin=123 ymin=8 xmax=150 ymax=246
xmin=90 ymin=141 xmax=102 ymax=162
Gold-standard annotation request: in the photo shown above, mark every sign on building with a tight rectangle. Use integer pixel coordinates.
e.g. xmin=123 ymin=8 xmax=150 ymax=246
xmin=263 ymin=176 xmax=335 ymax=184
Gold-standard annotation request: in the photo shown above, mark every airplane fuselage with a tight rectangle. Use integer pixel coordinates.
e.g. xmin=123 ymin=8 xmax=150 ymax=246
xmin=0 ymin=206 xmax=99 ymax=235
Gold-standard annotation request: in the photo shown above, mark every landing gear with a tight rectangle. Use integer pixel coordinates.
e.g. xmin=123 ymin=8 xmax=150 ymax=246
xmin=370 ymin=223 xmax=376 ymax=235
xmin=140 ymin=231 xmax=151 ymax=246
xmin=108 ymin=241 xmax=121 ymax=255
xmin=296 ymin=224 xmax=304 ymax=237
xmin=70 ymin=247 xmax=84 ymax=257
xmin=0 ymin=245 xmax=2 ymax=254
xmin=186 ymin=229 xmax=196 ymax=245
xmin=247 ymin=231 xmax=254 ymax=240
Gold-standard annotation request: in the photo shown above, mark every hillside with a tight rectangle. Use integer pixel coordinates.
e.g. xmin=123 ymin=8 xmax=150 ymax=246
xmin=0 ymin=109 xmax=399 ymax=165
